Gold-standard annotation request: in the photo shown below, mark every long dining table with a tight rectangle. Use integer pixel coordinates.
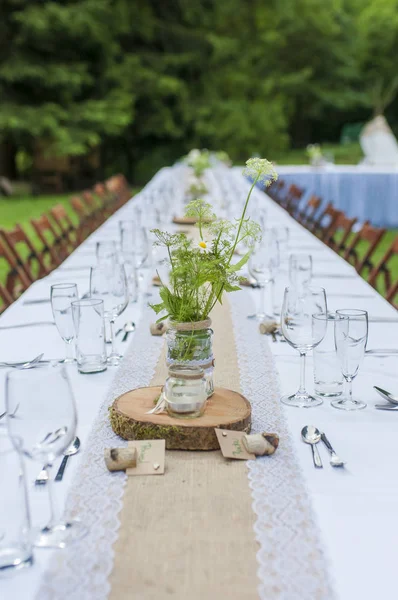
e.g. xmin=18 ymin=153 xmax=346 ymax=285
xmin=2 ymin=164 xmax=398 ymax=600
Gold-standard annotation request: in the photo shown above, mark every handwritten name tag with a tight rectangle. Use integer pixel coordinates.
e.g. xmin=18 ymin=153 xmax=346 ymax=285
xmin=126 ymin=440 xmax=166 ymax=476
xmin=215 ymin=429 xmax=255 ymax=460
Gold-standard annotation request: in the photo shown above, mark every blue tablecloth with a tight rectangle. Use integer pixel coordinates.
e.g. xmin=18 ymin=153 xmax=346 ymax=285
xmin=273 ymin=166 xmax=398 ymax=229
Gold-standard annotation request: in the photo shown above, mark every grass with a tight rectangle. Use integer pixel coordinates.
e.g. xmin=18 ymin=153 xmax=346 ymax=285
xmin=274 ymin=142 xmax=363 ymax=165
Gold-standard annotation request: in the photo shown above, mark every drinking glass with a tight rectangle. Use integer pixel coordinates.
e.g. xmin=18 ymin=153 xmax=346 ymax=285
xmin=72 ymin=299 xmax=107 ymax=373
xmin=247 ymin=230 xmax=279 ymax=320
xmin=333 ymin=309 xmax=368 ymax=410
xmin=289 ymin=253 xmax=313 ymax=290
xmin=90 ymin=264 xmax=129 ymax=366
xmin=272 ymin=227 xmax=290 ymax=315
xmin=313 ymin=313 xmax=344 ymax=397
xmin=51 ymin=283 xmax=78 ymax=363
xmin=119 ymin=221 xmax=149 ymax=269
xmin=272 ymin=227 xmax=289 ymax=265
xmin=0 ymin=432 xmax=33 ymax=573
xmin=280 ymin=286 xmax=327 ymax=408
xmin=6 ymin=365 xmax=87 ymax=548
xmin=96 ymin=240 xmax=118 ymax=265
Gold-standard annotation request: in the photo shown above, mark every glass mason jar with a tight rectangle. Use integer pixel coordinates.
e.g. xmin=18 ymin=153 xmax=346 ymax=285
xmin=166 ymin=319 xmax=214 ymax=397
xmin=164 ymin=365 xmax=207 ymax=419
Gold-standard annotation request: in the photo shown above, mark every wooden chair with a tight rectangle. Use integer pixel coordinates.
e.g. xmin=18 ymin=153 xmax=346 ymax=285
xmin=296 ymin=195 xmax=322 ymax=228
xmin=368 ymin=236 xmax=398 ymax=306
xmin=267 ymin=179 xmax=285 ymax=203
xmin=106 ymin=174 xmax=132 ymax=208
xmin=30 ymin=214 xmax=65 ymax=268
xmin=82 ymin=191 xmax=106 ymax=226
xmin=50 ymin=204 xmax=81 ymax=249
xmin=0 ymin=238 xmax=32 ymax=299
xmin=0 ymin=224 xmax=50 ymax=283
xmin=310 ymin=202 xmax=341 ymax=240
xmin=343 ymin=222 xmax=386 ymax=276
xmin=0 ymin=282 xmax=13 ymax=312
xmin=70 ymin=196 xmax=96 ymax=238
xmin=284 ymin=184 xmax=305 ymax=215
xmin=323 ymin=213 xmax=358 ymax=254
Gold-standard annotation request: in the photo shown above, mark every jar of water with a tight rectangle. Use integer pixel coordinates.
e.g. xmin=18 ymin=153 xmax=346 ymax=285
xmin=164 ymin=365 xmax=207 ymax=419
xmin=313 ymin=312 xmax=344 ymax=397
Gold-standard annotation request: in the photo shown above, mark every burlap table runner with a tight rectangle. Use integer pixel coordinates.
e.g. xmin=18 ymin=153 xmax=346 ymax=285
xmin=109 ymin=298 xmax=260 ymax=599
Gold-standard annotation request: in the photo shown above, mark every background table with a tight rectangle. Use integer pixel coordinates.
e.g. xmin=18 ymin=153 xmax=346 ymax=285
xmin=2 ymin=166 xmax=398 ymax=600
xmin=275 ymin=164 xmax=398 ymax=228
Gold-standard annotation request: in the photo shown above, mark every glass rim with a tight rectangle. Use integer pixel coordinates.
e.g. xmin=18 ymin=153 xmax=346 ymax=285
xmin=71 ymin=298 xmax=104 ymax=307
xmin=312 ymin=311 xmax=338 ymax=321
xmin=336 ymin=309 xmax=368 ymax=319
xmin=284 ymin=285 xmax=325 ymax=295
xmin=50 ymin=282 xmax=78 ymax=290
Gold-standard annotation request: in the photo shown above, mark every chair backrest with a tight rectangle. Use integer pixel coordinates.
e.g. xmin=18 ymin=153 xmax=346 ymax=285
xmin=310 ymin=202 xmax=338 ymax=236
xmin=30 ymin=214 xmax=64 ymax=267
xmin=297 ymin=194 xmax=321 ymax=227
xmin=50 ymin=204 xmax=80 ymax=248
xmin=0 ymin=238 xmax=32 ymax=299
xmin=0 ymin=224 xmax=50 ymax=282
xmin=368 ymin=236 xmax=398 ymax=304
xmin=324 ymin=213 xmax=358 ymax=252
xmin=343 ymin=221 xmax=386 ymax=274
xmin=284 ymin=184 xmax=305 ymax=214
xmin=0 ymin=281 xmax=13 ymax=312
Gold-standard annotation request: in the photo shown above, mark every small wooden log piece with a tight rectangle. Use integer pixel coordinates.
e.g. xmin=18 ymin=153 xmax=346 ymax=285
xmin=242 ymin=433 xmax=279 ymax=456
xmin=150 ymin=322 xmax=168 ymax=336
xmin=259 ymin=321 xmax=279 ymax=335
xmin=104 ymin=447 xmax=137 ymax=471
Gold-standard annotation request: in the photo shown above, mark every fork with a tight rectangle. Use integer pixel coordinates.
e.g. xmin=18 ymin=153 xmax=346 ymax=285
xmin=0 ymin=354 xmax=44 ymax=369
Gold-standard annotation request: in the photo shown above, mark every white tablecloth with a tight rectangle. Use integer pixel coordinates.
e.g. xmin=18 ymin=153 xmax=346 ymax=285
xmin=275 ymin=164 xmax=398 ymax=228
xmin=2 ymin=166 xmax=398 ymax=600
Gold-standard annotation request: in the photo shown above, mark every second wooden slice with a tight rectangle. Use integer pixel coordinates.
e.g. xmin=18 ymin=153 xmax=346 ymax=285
xmin=110 ymin=386 xmax=251 ymax=450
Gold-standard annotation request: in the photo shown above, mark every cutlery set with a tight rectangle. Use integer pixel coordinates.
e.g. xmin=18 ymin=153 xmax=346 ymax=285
xmin=35 ymin=436 xmax=81 ymax=485
xmin=301 ymin=426 xmax=346 ymax=469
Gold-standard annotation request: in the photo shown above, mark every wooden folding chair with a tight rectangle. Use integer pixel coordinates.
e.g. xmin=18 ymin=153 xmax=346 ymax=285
xmin=323 ymin=213 xmax=358 ymax=253
xmin=106 ymin=174 xmax=132 ymax=208
xmin=0 ymin=224 xmax=50 ymax=283
xmin=50 ymin=204 xmax=82 ymax=249
xmin=0 ymin=238 xmax=32 ymax=299
xmin=343 ymin=222 xmax=386 ymax=276
xmin=310 ymin=202 xmax=341 ymax=240
xmin=368 ymin=236 xmax=398 ymax=306
xmin=30 ymin=214 xmax=65 ymax=268
xmin=267 ymin=179 xmax=285 ymax=202
xmin=0 ymin=282 xmax=13 ymax=312
xmin=70 ymin=196 xmax=96 ymax=238
xmin=296 ymin=195 xmax=322 ymax=228
xmin=82 ymin=191 xmax=106 ymax=226
xmin=283 ymin=184 xmax=305 ymax=215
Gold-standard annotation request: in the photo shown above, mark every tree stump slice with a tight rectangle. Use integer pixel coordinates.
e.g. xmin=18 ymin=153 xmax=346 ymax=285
xmin=110 ymin=386 xmax=251 ymax=450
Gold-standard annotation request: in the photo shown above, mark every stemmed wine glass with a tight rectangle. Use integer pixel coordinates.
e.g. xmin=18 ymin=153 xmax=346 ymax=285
xmin=119 ymin=221 xmax=150 ymax=279
xmin=280 ymin=286 xmax=327 ymax=408
xmin=333 ymin=309 xmax=368 ymax=410
xmin=289 ymin=253 xmax=312 ymax=290
xmin=6 ymin=365 xmax=87 ymax=548
xmin=247 ymin=230 xmax=279 ymax=320
xmin=90 ymin=263 xmax=129 ymax=366
xmin=51 ymin=283 xmax=78 ymax=363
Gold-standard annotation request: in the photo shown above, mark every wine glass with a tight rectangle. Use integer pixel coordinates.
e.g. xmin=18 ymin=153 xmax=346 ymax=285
xmin=271 ymin=227 xmax=290 ymax=315
xmin=96 ymin=240 xmax=118 ymax=265
xmin=333 ymin=309 xmax=368 ymax=411
xmin=5 ymin=365 xmax=87 ymax=548
xmin=280 ymin=286 xmax=327 ymax=408
xmin=90 ymin=263 xmax=129 ymax=366
xmin=51 ymin=283 xmax=78 ymax=363
xmin=272 ymin=227 xmax=289 ymax=266
xmin=289 ymin=253 xmax=312 ymax=290
xmin=247 ymin=230 xmax=279 ymax=320
xmin=119 ymin=221 xmax=150 ymax=279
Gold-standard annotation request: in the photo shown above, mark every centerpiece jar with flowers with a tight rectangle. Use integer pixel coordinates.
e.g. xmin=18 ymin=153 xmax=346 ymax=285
xmin=151 ymin=158 xmax=277 ymax=398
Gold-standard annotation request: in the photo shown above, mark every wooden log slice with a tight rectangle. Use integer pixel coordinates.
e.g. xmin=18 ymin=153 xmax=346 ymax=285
xmin=110 ymin=386 xmax=251 ymax=451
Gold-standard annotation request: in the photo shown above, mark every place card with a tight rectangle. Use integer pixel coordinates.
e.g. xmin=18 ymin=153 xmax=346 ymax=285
xmin=126 ymin=440 xmax=166 ymax=476
xmin=215 ymin=429 xmax=255 ymax=460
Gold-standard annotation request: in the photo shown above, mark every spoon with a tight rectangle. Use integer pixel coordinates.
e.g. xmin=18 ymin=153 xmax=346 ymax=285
xmin=122 ymin=321 xmax=136 ymax=342
xmin=301 ymin=425 xmax=323 ymax=468
xmin=373 ymin=386 xmax=398 ymax=406
xmin=55 ymin=436 xmax=81 ymax=481
xmin=320 ymin=432 xmax=346 ymax=467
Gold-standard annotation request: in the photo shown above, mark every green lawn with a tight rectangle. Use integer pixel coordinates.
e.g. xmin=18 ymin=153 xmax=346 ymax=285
xmin=274 ymin=142 xmax=363 ymax=165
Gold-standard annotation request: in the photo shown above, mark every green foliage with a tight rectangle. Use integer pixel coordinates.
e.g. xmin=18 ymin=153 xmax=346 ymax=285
xmin=2 ymin=0 xmax=398 ymax=180
xmin=150 ymin=160 xmax=272 ymax=322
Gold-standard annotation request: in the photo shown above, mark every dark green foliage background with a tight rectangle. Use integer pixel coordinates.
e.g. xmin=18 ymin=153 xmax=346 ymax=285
xmin=1 ymin=0 xmax=398 ymax=183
